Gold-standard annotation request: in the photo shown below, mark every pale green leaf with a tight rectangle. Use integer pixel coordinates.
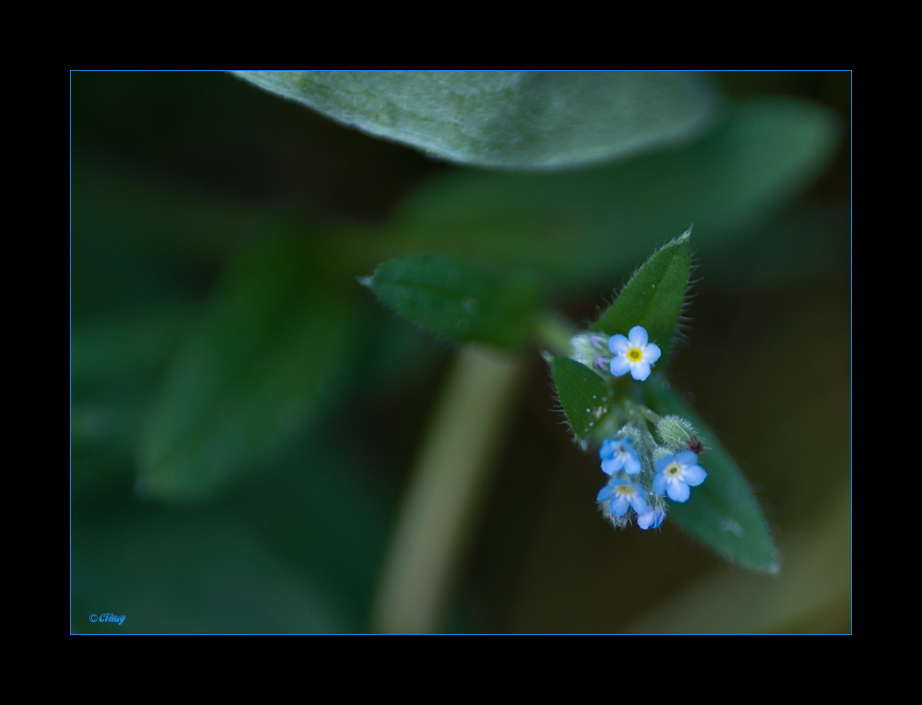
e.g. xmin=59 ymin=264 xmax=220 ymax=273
xmin=233 ymin=71 xmax=719 ymax=170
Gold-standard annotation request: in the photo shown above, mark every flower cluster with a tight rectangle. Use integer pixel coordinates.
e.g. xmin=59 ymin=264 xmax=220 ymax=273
xmin=580 ymin=327 xmax=706 ymax=532
xmin=596 ymin=434 xmax=706 ymax=531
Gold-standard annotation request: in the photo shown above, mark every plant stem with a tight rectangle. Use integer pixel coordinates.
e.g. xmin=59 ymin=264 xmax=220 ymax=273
xmin=535 ymin=313 xmax=576 ymax=357
xmin=371 ymin=345 xmax=527 ymax=633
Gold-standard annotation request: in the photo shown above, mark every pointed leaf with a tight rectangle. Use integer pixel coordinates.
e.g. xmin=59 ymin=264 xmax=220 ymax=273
xmin=646 ymin=378 xmax=780 ymax=574
xmin=591 ymin=230 xmax=691 ymax=360
xmin=549 ymin=357 xmax=609 ymax=440
xmin=363 ymin=254 xmax=542 ymax=349
xmin=233 ymin=71 xmax=719 ymax=170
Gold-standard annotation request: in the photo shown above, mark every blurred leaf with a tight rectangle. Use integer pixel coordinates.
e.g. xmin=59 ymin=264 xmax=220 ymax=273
xmin=72 ymin=308 xmax=195 ymax=497
xmin=388 ymin=98 xmax=841 ymax=294
xmin=592 ymin=230 xmax=690 ymax=360
xmin=72 ymin=307 xmax=193 ymax=387
xmin=233 ymin=71 xmax=719 ymax=170
xmin=645 ymin=378 xmax=780 ymax=574
xmin=362 ymin=254 xmax=542 ymax=349
xmin=549 ymin=357 xmax=609 ymax=441
xmin=137 ymin=236 xmax=355 ymax=501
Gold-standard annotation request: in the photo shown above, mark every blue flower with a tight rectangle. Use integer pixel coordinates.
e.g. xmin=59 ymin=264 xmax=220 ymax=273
xmin=653 ymin=451 xmax=707 ymax=503
xmin=599 ymin=437 xmax=641 ymax=476
xmin=609 ymin=326 xmax=661 ymax=381
xmin=597 ymin=478 xmax=648 ymax=517
xmin=637 ymin=506 xmax=666 ymax=530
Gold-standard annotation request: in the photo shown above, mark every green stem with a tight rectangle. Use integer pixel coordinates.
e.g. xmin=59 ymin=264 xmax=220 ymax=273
xmin=371 ymin=345 xmax=527 ymax=633
xmin=623 ymin=398 xmax=661 ymax=425
xmin=534 ymin=313 xmax=576 ymax=357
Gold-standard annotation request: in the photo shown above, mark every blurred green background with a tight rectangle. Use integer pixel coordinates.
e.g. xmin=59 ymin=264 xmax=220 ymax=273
xmin=71 ymin=71 xmax=850 ymax=633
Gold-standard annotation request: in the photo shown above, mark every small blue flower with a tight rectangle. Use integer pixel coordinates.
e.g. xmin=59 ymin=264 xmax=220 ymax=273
xmin=637 ymin=506 xmax=666 ymax=530
xmin=597 ymin=478 xmax=648 ymax=517
xmin=653 ymin=451 xmax=707 ymax=503
xmin=609 ymin=326 xmax=661 ymax=381
xmin=599 ymin=437 xmax=641 ymax=476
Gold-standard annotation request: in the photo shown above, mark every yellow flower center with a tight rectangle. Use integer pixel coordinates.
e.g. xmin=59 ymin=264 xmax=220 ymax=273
xmin=627 ymin=347 xmax=643 ymax=362
xmin=666 ymin=462 xmax=681 ymax=477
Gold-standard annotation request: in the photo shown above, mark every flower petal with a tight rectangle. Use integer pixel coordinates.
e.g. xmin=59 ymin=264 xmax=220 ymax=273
xmin=666 ymin=480 xmax=690 ymax=503
xmin=610 ymin=356 xmax=631 ymax=376
xmin=601 ymin=457 xmax=620 ymax=475
xmin=642 ymin=343 xmax=661 ymax=364
xmin=623 ymin=454 xmax=641 ymax=475
xmin=628 ymin=491 xmax=648 ymax=514
xmin=609 ymin=334 xmax=630 ymax=354
xmin=597 ymin=485 xmax=616 ymax=502
xmin=683 ymin=465 xmax=707 ymax=486
xmin=630 ymin=362 xmax=651 ymax=381
xmin=628 ymin=326 xmax=649 ymax=347
xmin=610 ymin=495 xmax=630 ymax=516
xmin=637 ymin=507 xmax=665 ymax=530
xmin=599 ymin=440 xmax=615 ymax=460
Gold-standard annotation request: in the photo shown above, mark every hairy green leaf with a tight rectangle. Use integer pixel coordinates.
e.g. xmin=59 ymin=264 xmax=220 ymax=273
xmin=363 ymin=255 xmax=542 ymax=349
xmin=549 ymin=357 xmax=609 ymax=440
xmin=591 ymin=230 xmax=691 ymax=361
xmin=646 ymin=378 xmax=780 ymax=574
xmin=233 ymin=71 xmax=719 ymax=170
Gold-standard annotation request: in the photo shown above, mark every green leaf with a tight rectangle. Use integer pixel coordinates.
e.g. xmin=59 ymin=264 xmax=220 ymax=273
xmin=72 ymin=307 xmax=192 ymax=387
xmin=549 ymin=357 xmax=609 ymax=440
xmin=646 ymin=378 xmax=780 ymax=574
xmin=362 ymin=254 xmax=542 ymax=349
xmin=136 ymin=237 xmax=355 ymax=501
xmin=591 ymin=230 xmax=691 ymax=360
xmin=233 ymin=71 xmax=720 ymax=170
xmin=386 ymin=98 xmax=841 ymax=294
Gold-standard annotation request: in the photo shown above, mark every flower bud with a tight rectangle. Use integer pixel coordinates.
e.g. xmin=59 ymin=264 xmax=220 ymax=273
xmin=568 ymin=333 xmax=610 ymax=373
xmin=655 ymin=415 xmax=700 ymax=453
